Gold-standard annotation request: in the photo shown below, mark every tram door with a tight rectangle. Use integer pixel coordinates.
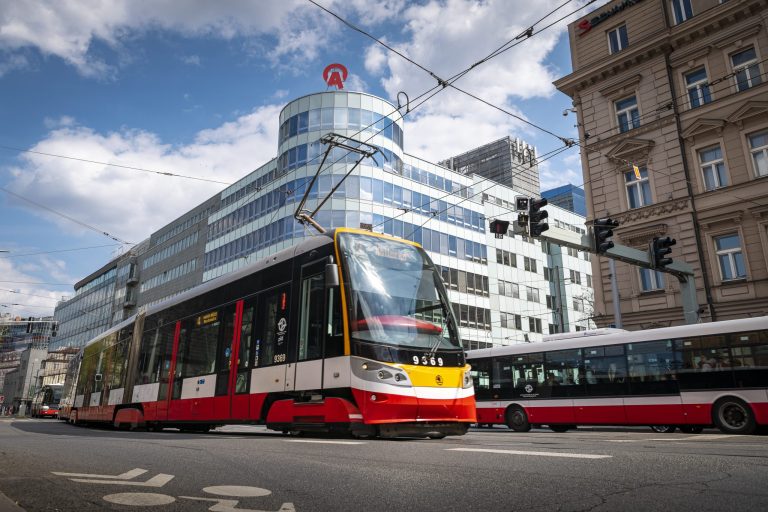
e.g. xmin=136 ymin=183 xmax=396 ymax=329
xmin=286 ymin=261 xmax=327 ymax=392
xmin=229 ymin=300 xmax=254 ymax=419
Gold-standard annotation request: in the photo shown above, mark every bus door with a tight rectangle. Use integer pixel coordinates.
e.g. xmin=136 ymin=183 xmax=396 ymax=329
xmin=288 ymin=261 xmax=327 ymax=393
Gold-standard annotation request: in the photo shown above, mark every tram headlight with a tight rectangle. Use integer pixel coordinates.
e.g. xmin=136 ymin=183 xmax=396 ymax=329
xmin=377 ymin=370 xmax=393 ymax=380
xmin=462 ymin=370 xmax=473 ymax=389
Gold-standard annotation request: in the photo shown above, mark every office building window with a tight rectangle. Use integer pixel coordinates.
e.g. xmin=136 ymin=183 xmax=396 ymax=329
xmin=616 ymin=96 xmax=640 ymax=133
xmin=639 ymin=268 xmax=665 ymax=291
xmin=685 ymin=68 xmax=711 ymax=108
xmin=671 ymin=0 xmax=693 ymax=24
xmin=607 ymin=25 xmax=628 ymax=54
xmin=699 ymin=145 xmax=728 ymax=190
xmin=625 ymin=167 xmax=652 ymax=208
xmin=749 ymin=131 xmax=768 ymax=177
xmin=715 ymin=234 xmax=746 ymax=281
xmin=528 ymin=317 xmax=542 ymax=334
xmin=731 ymin=47 xmax=762 ymax=92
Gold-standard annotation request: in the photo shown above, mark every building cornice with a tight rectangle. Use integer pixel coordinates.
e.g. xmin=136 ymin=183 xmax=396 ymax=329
xmin=615 ymin=222 xmax=668 ymax=245
xmin=555 ymin=0 xmax=766 ymax=97
xmin=584 ymin=115 xmax=674 ymax=153
xmin=611 ymin=198 xmax=690 ymax=225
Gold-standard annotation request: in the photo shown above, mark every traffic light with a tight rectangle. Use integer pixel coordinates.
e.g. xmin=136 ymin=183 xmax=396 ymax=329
xmin=489 ymin=219 xmax=510 ymax=239
xmin=593 ymin=218 xmax=620 ymax=254
xmin=528 ymin=198 xmax=549 ymax=237
xmin=650 ymin=236 xmax=676 ymax=268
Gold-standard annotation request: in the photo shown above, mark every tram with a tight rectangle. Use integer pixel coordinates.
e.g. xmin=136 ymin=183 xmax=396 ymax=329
xmin=61 ymin=228 xmax=475 ymax=438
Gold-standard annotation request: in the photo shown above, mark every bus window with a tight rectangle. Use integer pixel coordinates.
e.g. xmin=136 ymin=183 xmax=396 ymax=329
xmin=470 ymin=358 xmax=492 ymax=400
xmin=675 ymin=336 xmax=734 ymax=389
xmin=730 ymin=332 xmax=768 ymax=388
xmin=544 ymin=349 xmax=584 ymax=397
xmin=510 ymin=353 xmax=545 ymax=398
xmin=491 ymin=357 xmax=515 ymax=399
xmin=626 ymin=340 xmax=679 ymax=395
xmin=584 ymin=345 xmax=628 ymax=396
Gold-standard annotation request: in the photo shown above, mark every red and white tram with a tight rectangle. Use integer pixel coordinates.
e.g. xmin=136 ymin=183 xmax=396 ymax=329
xmin=467 ymin=316 xmax=768 ymax=434
xmin=60 ymin=228 xmax=475 ymax=438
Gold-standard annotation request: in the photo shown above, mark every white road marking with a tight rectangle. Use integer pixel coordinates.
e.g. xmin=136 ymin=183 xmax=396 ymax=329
xmin=605 ymin=440 xmax=637 ymax=443
xmin=448 ymin=448 xmax=612 ymax=459
xmin=52 ymin=468 xmax=148 ymax=479
xmin=649 ymin=435 xmax=740 ymax=441
xmin=203 ymin=485 xmax=271 ymax=497
xmin=70 ymin=473 xmax=175 ymax=487
xmin=179 ymin=496 xmax=296 ymax=512
xmin=103 ymin=492 xmax=176 ymax=506
xmin=284 ymin=439 xmax=366 ymax=445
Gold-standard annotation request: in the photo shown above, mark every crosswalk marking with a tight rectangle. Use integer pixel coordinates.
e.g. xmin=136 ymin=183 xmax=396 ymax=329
xmin=447 ymin=448 xmax=611 ymax=459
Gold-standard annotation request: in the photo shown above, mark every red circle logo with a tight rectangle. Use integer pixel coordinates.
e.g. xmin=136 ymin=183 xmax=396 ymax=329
xmin=323 ymin=63 xmax=348 ymax=90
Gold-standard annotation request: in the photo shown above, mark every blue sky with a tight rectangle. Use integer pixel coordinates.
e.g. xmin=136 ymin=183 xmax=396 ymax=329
xmin=0 ymin=0 xmax=597 ymax=318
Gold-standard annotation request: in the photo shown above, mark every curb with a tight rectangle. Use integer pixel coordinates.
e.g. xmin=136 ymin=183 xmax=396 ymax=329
xmin=0 ymin=492 xmax=23 ymax=511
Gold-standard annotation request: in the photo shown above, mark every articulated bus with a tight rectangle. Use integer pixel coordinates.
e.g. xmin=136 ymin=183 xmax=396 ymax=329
xmin=30 ymin=384 xmax=63 ymax=418
xmin=467 ymin=317 xmax=768 ymax=435
xmin=60 ymin=228 xmax=475 ymax=438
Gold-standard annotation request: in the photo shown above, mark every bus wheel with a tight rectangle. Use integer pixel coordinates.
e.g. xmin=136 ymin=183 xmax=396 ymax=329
xmin=550 ymin=425 xmax=572 ymax=433
xmin=680 ymin=426 xmax=704 ymax=434
xmin=713 ymin=397 xmax=756 ymax=435
xmin=506 ymin=406 xmax=531 ymax=432
xmin=650 ymin=425 xmax=675 ymax=434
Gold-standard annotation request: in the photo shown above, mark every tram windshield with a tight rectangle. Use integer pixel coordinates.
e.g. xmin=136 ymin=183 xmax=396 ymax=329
xmin=338 ymin=232 xmax=461 ymax=351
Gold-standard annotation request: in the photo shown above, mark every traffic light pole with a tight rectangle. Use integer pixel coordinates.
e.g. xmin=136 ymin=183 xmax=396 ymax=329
xmin=517 ymin=224 xmax=700 ymax=324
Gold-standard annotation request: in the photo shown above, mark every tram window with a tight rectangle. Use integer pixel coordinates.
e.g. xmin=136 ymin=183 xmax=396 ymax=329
xmin=236 ymin=303 xmax=255 ymax=394
xmin=299 ymin=273 xmax=325 ymax=361
xmin=177 ymin=309 xmax=221 ymax=379
xmin=325 ymin=287 xmax=344 ymax=358
xmin=215 ymin=305 xmax=237 ymax=396
xmin=136 ymin=321 xmax=175 ymax=388
xmin=254 ymin=285 xmax=291 ymax=367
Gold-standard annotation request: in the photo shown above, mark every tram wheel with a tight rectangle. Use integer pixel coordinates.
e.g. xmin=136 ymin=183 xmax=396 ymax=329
xmin=713 ymin=397 xmax=756 ymax=435
xmin=549 ymin=424 xmax=573 ymax=433
xmin=505 ymin=406 xmax=531 ymax=432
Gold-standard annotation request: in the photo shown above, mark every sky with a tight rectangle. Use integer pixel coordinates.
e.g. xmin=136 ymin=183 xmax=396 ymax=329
xmin=0 ymin=0 xmax=598 ymax=319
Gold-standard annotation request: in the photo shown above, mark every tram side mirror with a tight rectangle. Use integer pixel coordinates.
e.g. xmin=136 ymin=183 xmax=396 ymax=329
xmin=94 ymin=374 xmax=102 ymax=382
xmin=325 ymin=262 xmax=340 ymax=288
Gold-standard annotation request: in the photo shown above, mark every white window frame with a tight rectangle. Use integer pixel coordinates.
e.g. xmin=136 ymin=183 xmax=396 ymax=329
xmin=714 ymin=233 xmax=747 ymax=281
xmin=639 ymin=268 xmax=665 ymax=292
xmin=684 ymin=67 xmax=711 ymax=108
xmin=698 ymin=144 xmax=728 ymax=190
xmin=748 ymin=130 xmax=768 ymax=178
xmin=670 ymin=0 xmax=693 ymax=25
xmin=607 ymin=25 xmax=628 ymax=54
xmin=731 ymin=46 xmax=762 ymax=92
xmin=625 ymin=167 xmax=653 ymax=209
xmin=615 ymin=95 xmax=639 ymax=133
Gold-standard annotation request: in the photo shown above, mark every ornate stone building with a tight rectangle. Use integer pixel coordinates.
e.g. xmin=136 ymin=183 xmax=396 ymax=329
xmin=555 ymin=0 xmax=768 ymax=328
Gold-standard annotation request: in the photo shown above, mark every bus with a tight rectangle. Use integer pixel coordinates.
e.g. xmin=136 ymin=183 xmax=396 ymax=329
xmin=467 ymin=316 xmax=768 ymax=435
xmin=62 ymin=228 xmax=475 ymax=438
xmin=31 ymin=384 xmax=63 ymax=418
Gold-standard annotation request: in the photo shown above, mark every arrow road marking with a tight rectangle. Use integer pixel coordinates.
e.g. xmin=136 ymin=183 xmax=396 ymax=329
xmin=179 ymin=496 xmax=295 ymax=512
xmin=52 ymin=468 xmax=148 ymax=479
xmin=70 ymin=473 xmax=175 ymax=487
xmin=448 ymin=448 xmax=612 ymax=459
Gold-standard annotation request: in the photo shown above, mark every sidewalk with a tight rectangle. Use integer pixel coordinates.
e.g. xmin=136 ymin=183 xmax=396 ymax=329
xmin=0 ymin=492 xmax=23 ymax=511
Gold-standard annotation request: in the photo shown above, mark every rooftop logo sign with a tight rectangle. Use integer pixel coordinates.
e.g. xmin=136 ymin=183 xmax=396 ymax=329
xmin=577 ymin=0 xmax=643 ymax=36
xmin=323 ymin=63 xmax=348 ymax=90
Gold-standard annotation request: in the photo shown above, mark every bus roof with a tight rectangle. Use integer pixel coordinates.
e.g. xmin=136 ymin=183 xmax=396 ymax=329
xmin=467 ymin=316 xmax=768 ymax=359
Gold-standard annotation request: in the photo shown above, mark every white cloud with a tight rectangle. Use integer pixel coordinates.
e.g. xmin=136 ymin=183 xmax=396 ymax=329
xmin=181 ymin=54 xmax=201 ymax=66
xmin=368 ymin=0 xmax=583 ymax=163
xmin=5 ymin=105 xmax=282 ymax=246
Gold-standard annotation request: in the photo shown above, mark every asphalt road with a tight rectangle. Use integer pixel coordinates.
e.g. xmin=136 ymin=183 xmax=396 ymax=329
xmin=1 ymin=418 xmax=767 ymax=512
